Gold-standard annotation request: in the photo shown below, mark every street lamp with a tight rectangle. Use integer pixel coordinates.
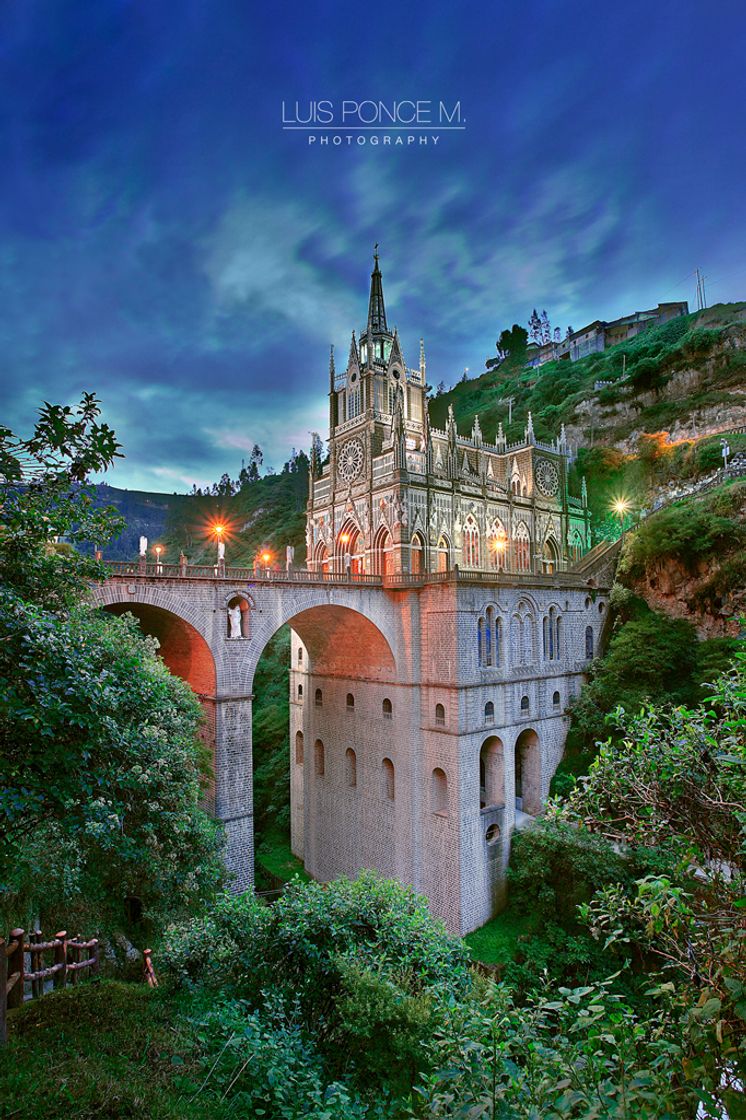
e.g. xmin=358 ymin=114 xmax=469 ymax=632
xmin=261 ymin=550 xmax=271 ymax=576
xmin=721 ymin=439 xmax=730 ymax=471
xmin=611 ymin=498 xmax=631 ymax=535
xmin=155 ymin=545 xmax=163 ymax=574
xmin=214 ymin=524 xmax=226 ymax=574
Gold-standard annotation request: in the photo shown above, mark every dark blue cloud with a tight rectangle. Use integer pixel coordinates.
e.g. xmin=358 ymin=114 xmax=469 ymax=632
xmin=0 ymin=0 xmax=744 ymax=490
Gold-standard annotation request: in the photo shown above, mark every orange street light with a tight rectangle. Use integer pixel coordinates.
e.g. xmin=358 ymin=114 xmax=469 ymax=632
xmin=340 ymin=533 xmax=350 ymax=544
xmin=214 ymin=524 xmax=225 ymax=537
xmin=261 ymin=551 xmax=271 ymax=564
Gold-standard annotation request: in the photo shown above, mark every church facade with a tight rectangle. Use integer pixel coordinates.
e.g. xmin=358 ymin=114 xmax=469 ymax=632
xmin=288 ymin=255 xmax=608 ymax=934
xmin=306 ymin=251 xmax=591 ymax=580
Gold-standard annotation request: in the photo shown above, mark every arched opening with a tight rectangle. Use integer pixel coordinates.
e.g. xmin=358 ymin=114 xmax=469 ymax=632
xmin=346 ymin=692 xmax=355 ymax=711
xmin=484 ymin=700 xmax=495 ymax=723
xmin=480 ymin=736 xmax=504 ymax=809
xmin=382 ymin=697 xmax=393 ymax=718
xmin=226 ymin=594 xmax=252 ymax=639
xmin=345 ymin=747 xmax=357 ymax=788
xmin=103 ymin=603 xmax=218 ymax=808
xmin=435 ymin=702 xmax=446 ymax=726
xmin=335 ymin=520 xmax=363 ymax=575
xmin=520 ymin=695 xmax=530 ymax=712
xmin=436 ymin=534 xmax=451 ymax=573
xmin=295 ymin=731 xmax=304 ymax=765
xmin=431 ymin=767 xmax=448 ymax=815
xmin=314 ymin=540 xmax=330 ymax=574
xmin=410 ymin=532 xmax=425 ymax=575
xmin=373 ymin=526 xmax=394 ymax=576
xmin=515 ymin=728 xmax=541 ymax=816
xmin=542 ymin=536 xmax=560 ymax=574
xmin=585 ymin=625 xmax=594 ymax=659
xmin=552 ymin=690 xmax=561 ymax=708
xmin=315 ymin=687 xmax=323 ymax=707
xmin=382 ymin=757 xmax=395 ymax=800
xmin=314 ymin=739 xmax=325 ymax=777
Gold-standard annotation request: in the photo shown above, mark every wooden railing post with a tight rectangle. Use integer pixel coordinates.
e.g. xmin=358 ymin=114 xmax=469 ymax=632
xmin=7 ymin=930 xmax=24 ymax=1011
xmin=54 ymin=932 xmax=67 ymax=990
xmin=91 ymin=939 xmax=100 ymax=977
xmin=30 ymin=931 xmax=42 ymax=1000
xmin=71 ymin=936 xmax=81 ymax=986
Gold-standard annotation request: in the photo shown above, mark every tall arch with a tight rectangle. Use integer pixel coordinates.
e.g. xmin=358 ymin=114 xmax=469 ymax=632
xmin=463 ymin=515 xmax=480 ymax=569
xmin=542 ymin=535 xmax=560 ymax=574
xmin=436 ymin=533 xmax=451 ymax=573
xmin=410 ymin=531 xmax=426 ymax=575
xmin=373 ymin=525 xmax=394 ymax=576
xmin=480 ymin=736 xmax=505 ymax=809
xmin=515 ymin=728 xmax=541 ymax=815
xmin=335 ymin=518 xmax=363 ymax=575
xmin=513 ymin=521 xmax=531 ymax=573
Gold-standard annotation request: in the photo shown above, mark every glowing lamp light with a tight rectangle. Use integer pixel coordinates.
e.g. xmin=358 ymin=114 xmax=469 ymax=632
xmin=340 ymin=533 xmax=350 ymax=543
xmin=262 ymin=551 xmax=271 ymax=564
xmin=155 ymin=546 xmax=162 ymax=557
xmin=612 ymin=498 xmax=630 ymax=516
xmin=214 ymin=524 xmax=225 ymax=537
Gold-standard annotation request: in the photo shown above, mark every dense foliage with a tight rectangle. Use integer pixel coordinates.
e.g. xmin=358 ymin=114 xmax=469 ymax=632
xmin=163 ymin=873 xmax=470 ymax=1101
xmin=0 ymin=396 xmax=223 ymax=935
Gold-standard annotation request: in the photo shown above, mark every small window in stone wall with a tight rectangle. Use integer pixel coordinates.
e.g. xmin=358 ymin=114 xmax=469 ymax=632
xmin=315 ymin=688 xmax=323 ymax=707
xmin=520 ymin=695 xmax=529 ymax=712
xmin=585 ymin=626 xmax=594 ymax=659
xmin=431 ymin=767 xmax=448 ymax=815
xmin=382 ymin=757 xmax=395 ymax=800
xmin=295 ymin=731 xmax=304 ymax=765
xmin=297 ymin=684 xmax=303 ymax=699
xmin=382 ymin=697 xmax=393 ymax=718
xmin=298 ymin=648 xmax=303 ymax=663
xmin=346 ymin=693 xmax=355 ymax=711
xmin=484 ymin=701 xmax=495 ymax=722
xmin=345 ymin=747 xmax=357 ymax=788
xmin=552 ymin=690 xmax=561 ymax=708
xmin=314 ymin=739 xmax=324 ymax=776
xmin=485 ymin=823 xmax=500 ymax=844
xmin=435 ymin=703 xmax=445 ymax=726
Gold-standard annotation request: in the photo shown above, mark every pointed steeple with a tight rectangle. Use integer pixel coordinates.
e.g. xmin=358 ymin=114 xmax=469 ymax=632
xmin=472 ymin=414 xmax=482 ymax=445
xmin=368 ymin=245 xmax=387 ymax=334
xmin=525 ymin=411 xmax=535 ymax=444
xmin=347 ymin=330 xmax=360 ymax=373
xmin=581 ymin=475 xmax=588 ymax=507
xmin=447 ymin=403 xmax=457 ymax=450
xmin=419 ymin=337 xmax=426 ymax=379
xmin=387 ymin=327 xmax=404 ymax=371
xmin=329 ymin=344 xmax=336 ymax=391
xmin=496 ymin=421 xmax=506 ymax=452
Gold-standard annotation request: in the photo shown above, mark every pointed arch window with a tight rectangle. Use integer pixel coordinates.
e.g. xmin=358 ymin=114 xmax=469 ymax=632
xmin=431 ymin=768 xmax=449 ymax=815
xmin=463 ymin=515 xmax=480 ymax=569
xmin=585 ymin=625 xmax=595 ymax=659
xmin=543 ymin=607 xmax=562 ymax=661
xmin=487 ymin=519 xmax=507 ymax=570
xmin=295 ymin=731 xmax=304 ymax=765
xmin=513 ymin=522 xmax=531 ymax=572
xmin=345 ymin=748 xmax=357 ymax=788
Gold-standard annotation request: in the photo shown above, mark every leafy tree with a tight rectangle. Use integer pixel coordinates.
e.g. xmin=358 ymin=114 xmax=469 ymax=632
xmin=528 ymin=308 xmax=542 ymax=344
xmin=496 ymin=324 xmax=528 ymax=357
xmin=248 ymin=443 xmax=264 ymax=482
xmin=554 ymin=652 xmax=746 ymax=1113
xmin=163 ymin=873 xmax=470 ymax=1095
xmin=540 ymin=308 xmax=551 ymax=344
xmin=0 ymin=396 xmax=223 ymax=934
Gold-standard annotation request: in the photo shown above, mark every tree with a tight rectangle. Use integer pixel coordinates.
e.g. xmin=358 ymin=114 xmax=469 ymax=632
xmin=0 ymin=395 xmax=223 ymax=933
xmin=540 ymin=309 xmax=551 ymax=344
xmin=566 ymin=324 xmax=574 ymax=338
xmin=216 ymin=472 xmax=235 ymax=497
xmin=528 ymin=308 xmax=543 ymax=344
xmin=436 ymin=380 xmax=446 ymax=396
xmin=248 ymin=443 xmax=264 ymax=482
xmin=553 ymin=326 xmax=561 ymax=344
xmin=497 ymin=324 xmax=528 ymax=356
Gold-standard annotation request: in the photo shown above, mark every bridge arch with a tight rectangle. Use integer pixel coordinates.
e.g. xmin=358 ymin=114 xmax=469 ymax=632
xmin=102 ymin=600 xmax=217 ymax=698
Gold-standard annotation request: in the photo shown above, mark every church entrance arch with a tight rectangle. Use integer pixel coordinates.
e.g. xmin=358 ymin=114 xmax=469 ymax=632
xmin=335 ymin=519 xmax=363 ymax=575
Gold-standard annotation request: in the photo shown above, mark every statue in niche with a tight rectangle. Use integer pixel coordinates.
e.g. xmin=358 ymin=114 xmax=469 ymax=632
xmin=228 ymin=603 xmax=242 ymax=639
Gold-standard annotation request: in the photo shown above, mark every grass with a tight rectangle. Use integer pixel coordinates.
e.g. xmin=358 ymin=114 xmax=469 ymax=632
xmin=255 ymin=824 xmax=311 ymax=887
xmin=464 ymin=904 xmax=536 ymax=965
xmin=0 ymin=980 xmax=224 ymax=1120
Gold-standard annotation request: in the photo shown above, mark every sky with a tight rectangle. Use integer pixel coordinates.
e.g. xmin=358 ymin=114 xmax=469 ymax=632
xmin=1 ymin=0 xmax=744 ymax=492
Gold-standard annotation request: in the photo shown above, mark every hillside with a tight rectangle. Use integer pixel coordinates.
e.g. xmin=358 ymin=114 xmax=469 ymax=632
xmin=431 ymin=302 xmax=746 ymax=535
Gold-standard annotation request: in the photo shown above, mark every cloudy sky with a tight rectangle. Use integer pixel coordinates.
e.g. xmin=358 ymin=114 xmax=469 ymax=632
xmin=1 ymin=0 xmax=744 ymax=491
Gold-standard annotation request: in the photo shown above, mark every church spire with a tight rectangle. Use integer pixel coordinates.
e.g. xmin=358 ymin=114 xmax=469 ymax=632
xmin=367 ymin=245 xmax=387 ymax=334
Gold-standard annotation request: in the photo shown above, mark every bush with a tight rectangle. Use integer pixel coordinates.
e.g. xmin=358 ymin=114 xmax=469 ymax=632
xmin=163 ymin=873 xmax=471 ymax=1095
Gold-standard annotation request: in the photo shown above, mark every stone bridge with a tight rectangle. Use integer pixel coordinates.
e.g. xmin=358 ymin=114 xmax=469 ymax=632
xmin=93 ymin=554 xmax=617 ymax=933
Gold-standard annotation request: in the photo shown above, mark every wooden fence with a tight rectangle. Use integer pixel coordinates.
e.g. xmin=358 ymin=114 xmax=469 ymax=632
xmin=1 ymin=928 xmax=99 ymax=1044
